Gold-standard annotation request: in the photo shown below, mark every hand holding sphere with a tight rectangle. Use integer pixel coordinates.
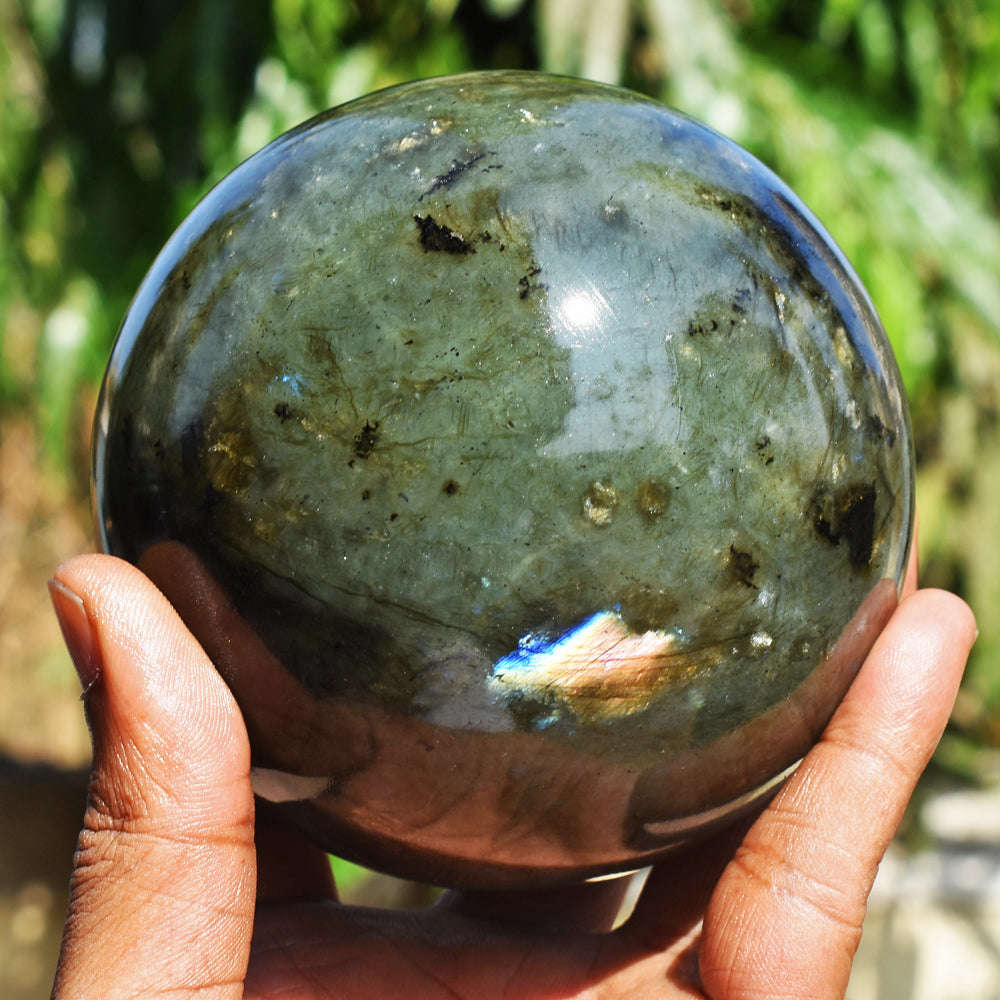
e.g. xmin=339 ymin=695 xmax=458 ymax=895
xmin=46 ymin=71 xmax=976 ymax=1000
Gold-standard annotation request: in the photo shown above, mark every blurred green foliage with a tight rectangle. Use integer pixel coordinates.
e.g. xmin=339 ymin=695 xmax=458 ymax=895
xmin=2 ymin=0 xmax=1000 ymax=767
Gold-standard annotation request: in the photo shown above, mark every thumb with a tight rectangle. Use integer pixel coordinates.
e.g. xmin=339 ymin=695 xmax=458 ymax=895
xmin=49 ymin=554 xmax=256 ymax=1000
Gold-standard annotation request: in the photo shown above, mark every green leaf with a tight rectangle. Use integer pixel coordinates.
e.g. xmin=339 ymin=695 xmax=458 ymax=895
xmin=329 ymin=854 xmax=371 ymax=894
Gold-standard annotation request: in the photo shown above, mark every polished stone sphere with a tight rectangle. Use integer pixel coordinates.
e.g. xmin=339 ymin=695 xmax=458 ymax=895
xmin=94 ymin=71 xmax=913 ymax=888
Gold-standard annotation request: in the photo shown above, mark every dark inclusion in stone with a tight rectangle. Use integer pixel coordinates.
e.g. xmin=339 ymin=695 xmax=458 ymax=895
xmin=93 ymin=72 xmax=914 ymax=889
xmin=810 ymin=482 xmax=879 ymax=569
xmin=414 ymin=213 xmax=476 ymax=254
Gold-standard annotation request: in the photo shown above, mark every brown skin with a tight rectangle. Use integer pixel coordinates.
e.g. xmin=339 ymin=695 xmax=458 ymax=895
xmin=47 ymin=547 xmax=974 ymax=1000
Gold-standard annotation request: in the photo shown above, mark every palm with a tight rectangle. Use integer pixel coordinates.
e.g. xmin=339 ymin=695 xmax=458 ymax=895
xmin=246 ymin=899 xmax=696 ymax=998
xmin=247 ymin=819 xmax=736 ymax=999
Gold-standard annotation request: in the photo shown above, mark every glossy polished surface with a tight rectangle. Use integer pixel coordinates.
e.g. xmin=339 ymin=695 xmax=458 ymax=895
xmin=95 ymin=72 xmax=914 ymax=888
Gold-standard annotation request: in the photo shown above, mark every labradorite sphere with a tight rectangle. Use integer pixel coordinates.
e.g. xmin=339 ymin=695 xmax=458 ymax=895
xmin=94 ymin=71 xmax=913 ymax=888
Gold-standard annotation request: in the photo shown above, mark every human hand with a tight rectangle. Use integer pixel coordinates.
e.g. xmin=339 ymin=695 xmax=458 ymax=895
xmin=48 ymin=552 xmax=974 ymax=999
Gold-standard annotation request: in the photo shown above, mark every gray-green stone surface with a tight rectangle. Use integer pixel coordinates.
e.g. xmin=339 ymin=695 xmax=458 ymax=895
xmin=95 ymin=71 xmax=913 ymax=887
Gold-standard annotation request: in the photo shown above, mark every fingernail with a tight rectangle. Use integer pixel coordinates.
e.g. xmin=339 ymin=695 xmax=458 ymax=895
xmin=48 ymin=579 xmax=102 ymax=695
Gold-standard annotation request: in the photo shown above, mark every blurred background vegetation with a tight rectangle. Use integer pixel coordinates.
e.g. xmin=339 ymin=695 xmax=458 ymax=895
xmin=3 ymin=0 xmax=1000 ymax=841
xmin=1 ymin=0 xmax=999 ymax=994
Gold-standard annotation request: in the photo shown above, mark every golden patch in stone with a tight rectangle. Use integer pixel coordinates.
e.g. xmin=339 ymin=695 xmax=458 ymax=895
xmin=583 ymin=480 xmax=618 ymax=526
xmin=637 ymin=480 xmax=670 ymax=520
xmin=204 ymin=428 xmax=257 ymax=493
